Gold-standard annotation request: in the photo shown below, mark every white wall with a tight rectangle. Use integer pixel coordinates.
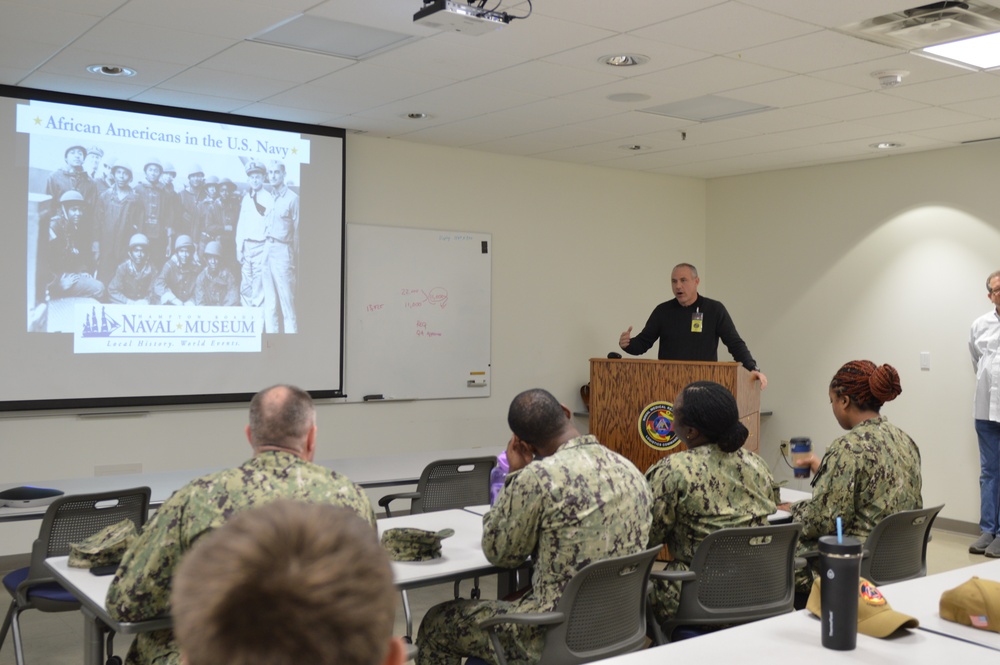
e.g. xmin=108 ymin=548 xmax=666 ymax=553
xmin=707 ymin=140 xmax=1000 ymax=526
xmin=0 ymin=135 xmax=706 ymax=554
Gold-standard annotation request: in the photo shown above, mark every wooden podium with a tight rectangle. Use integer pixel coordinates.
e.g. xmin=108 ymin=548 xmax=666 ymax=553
xmin=588 ymin=359 xmax=760 ymax=474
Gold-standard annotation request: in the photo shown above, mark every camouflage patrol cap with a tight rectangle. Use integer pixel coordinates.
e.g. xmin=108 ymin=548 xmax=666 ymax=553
xmin=68 ymin=519 xmax=138 ymax=569
xmin=381 ymin=527 xmax=455 ymax=561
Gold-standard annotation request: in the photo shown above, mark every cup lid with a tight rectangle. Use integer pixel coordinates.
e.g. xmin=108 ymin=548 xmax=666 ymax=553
xmin=819 ymin=534 xmax=862 ymax=554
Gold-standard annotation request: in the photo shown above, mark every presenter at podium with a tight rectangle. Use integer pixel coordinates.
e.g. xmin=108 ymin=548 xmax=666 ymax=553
xmin=619 ymin=263 xmax=767 ymax=389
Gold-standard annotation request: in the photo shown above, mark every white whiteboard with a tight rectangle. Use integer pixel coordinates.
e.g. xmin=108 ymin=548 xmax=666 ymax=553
xmin=345 ymin=224 xmax=491 ymax=402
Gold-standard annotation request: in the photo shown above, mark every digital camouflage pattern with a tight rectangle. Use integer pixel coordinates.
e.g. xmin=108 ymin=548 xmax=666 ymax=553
xmin=645 ymin=444 xmax=776 ymax=624
xmin=382 ymin=527 xmax=454 ymax=561
xmin=789 ymin=416 xmax=922 ymax=578
xmin=68 ymin=519 xmax=137 ymax=568
xmin=417 ymin=435 xmax=652 ymax=665
xmin=106 ymin=450 xmax=376 ymax=665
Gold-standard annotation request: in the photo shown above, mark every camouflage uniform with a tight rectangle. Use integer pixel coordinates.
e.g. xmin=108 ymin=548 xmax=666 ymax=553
xmin=106 ymin=450 xmax=376 ymax=665
xmin=417 ymin=435 xmax=652 ymax=665
xmin=645 ymin=445 xmax=776 ymax=624
xmin=789 ymin=416 xmax=922 ymax=559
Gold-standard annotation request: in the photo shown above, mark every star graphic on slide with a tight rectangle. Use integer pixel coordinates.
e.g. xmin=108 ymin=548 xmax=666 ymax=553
xmin=33 ymin=116 xmax=42 ymax=125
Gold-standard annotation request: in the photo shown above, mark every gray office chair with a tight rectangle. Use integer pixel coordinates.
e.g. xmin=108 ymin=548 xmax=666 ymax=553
xmin=378 ymin=456 xmax=497 ymax=640
xmin=0 ymin=487 xmax=151 ymax=665
xmin=649 ymin=523 xmax=803 ymax=645
xmin=860 ymin=504 xmax=944 ymax=586
xmin=378 ymin=456 xmax=497 ymax=517
xmin=477 ymin=546 xmax=661 ymax=665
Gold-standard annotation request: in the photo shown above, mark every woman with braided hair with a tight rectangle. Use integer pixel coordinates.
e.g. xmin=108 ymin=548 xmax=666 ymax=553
xmin=645 ymin=380 xmax=777 ymax=626
xmin=786 ymin=360 xmax=923 ymax=558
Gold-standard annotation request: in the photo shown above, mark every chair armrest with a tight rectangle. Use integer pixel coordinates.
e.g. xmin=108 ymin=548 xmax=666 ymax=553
xmin=479 ymin=611 xmax=566 ymax=629
xmin=377 ymin=492 xmax=421 ymax=517
xmin=15 ymin=575 xmax=62 ymax=603
xmin=650 ymin=569 xmax=697 ymax=583
xmin=794 ymin=557 xmax=807 ymax=570
xmin=799 ymin=549 xmax=819 ymax=562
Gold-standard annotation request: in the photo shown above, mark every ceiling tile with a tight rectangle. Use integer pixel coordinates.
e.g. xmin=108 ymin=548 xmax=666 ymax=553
xmin=541 ymin=34 xmax=711 ymax=78
xmin=632 ymin=56 xmax=791 ymax=99
xmin=365 ymin=34 xmax=525 ymax=80
xmin=913 ymin=120 xmax=1000 ymax=142
xmin=198 ymin=42 xmax=354 ymax=84
xmin=19 ymin=71 xmax=148 ymax=99
xmin=352 ymin=80 xmax=540 ymax=124
xmin=129 ymin=87 xmax=250 ymax=113
xmin=264 ymin=63 xmax=454 ymax=116
xmin=886 ymin=72 xmax=1000 ymax=106
xmin=792 ymin=91 xmax=928 ymax=121
xmin=857 ymin=106 xmax=989 ymax=132
xmin=471 ymin=60 xmax=621 ymax=98
xmin=157 ymin=67 xmax=299 ymax=102
xmin=737 ymin=30 xmax=903 ymax=74
xmin=0 ymin=2 xmax=101 ymax=43
xmin=72 ymin=19 xmax=237 ymax=66
xmin=40 ymin=46 xmax=186 ymax=87
xmin=108 ymin=0 xmax=298 ymax=40
xmin=535 ymin=0 xmax=725 ymax=33
xmin=728 ymin=75 xmax=867 ymax=108
xmin=736 ymin=1 xmax=925 ymax=29
xmin=632 ymin=2 xmax=820 ymax=54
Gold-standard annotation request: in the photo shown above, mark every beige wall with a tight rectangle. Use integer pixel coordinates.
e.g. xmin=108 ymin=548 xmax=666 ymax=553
xmin=0 ymin=135 xmax=706 ymax=554
xmin=6 ymin=133 xmax=987 ymax=555
xmin=707 ymin=140 xmax=1000 ymax=525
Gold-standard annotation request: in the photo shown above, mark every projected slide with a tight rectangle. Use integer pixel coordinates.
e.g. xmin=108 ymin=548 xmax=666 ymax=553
xmin=0 ymin=86 xmax=345 ymax=409
xmin=22 ymin=100 xmax=307 ymax=346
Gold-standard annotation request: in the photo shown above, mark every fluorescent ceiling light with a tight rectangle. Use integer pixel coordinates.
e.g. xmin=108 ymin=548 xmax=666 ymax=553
xmin=921 ymin=31 xmax=1000 ymax=70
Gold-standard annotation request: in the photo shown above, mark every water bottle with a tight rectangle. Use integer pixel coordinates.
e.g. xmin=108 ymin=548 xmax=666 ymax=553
xmin=790 ymin=437 xmax=812 ymax=478
xmin=488 ymin=452 xmax=509 ymax=505
xmin=818 ymin=535 xmax=863 ymax=650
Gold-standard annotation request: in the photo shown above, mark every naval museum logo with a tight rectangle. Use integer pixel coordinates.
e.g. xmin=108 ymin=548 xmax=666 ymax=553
xmin=638 ymin=401 xmax=681 ymax=451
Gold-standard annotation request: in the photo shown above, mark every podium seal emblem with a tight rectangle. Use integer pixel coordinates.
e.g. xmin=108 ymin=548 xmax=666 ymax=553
xmin=638 ymin=401 xmax=681 ymax=451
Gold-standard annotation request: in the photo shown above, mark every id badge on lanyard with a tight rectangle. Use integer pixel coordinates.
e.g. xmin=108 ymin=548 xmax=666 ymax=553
xmin=691 ymin=308 xmax=703 ymax=333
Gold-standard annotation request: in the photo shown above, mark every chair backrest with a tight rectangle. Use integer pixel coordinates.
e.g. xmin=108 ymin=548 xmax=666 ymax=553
xmin=411 ymin=457 xmax=496 ymax=514
xmin=28 ymin=486 xmax=152 ymax=575
xmin=860 ymin=504 xmax=944 ymax=586
xmin=660 ymin=523 xmax=802 ymax=640
xmin=538 ymin=546 xmax=661 ymax=665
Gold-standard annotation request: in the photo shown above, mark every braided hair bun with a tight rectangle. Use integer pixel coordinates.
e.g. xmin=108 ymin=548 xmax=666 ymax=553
xmin=830 ymin=360 xmax=901 ymax=412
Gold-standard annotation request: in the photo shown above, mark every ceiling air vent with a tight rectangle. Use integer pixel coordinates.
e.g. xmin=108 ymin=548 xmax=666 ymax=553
xmin=838 ymin=1 xmax=1000 ymax=50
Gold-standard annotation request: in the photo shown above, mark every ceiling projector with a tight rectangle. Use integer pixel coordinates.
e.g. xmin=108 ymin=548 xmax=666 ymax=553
xmin=414 ymin=0 xmax=510 ymax=35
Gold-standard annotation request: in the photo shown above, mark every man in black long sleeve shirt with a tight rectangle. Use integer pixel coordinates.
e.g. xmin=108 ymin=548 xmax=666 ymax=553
xmin=620 ymin=263 xmax=767 ymax=388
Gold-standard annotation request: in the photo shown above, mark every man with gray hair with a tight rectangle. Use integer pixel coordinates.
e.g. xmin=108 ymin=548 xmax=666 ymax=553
xmin=970 ymin=270 xmax=1000 ymax=557
xmin=107 ymin=385 xmax=376 ymax=665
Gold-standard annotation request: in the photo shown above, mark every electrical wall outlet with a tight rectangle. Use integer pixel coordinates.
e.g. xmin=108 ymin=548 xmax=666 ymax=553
xmin=779 ymin=440 xmax=789 ymax=455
